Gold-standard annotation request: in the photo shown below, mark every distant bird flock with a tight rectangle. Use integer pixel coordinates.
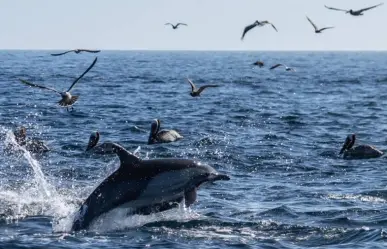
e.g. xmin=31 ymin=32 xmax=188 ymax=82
xmin=9 ymin=2 xmax=385 ymax=232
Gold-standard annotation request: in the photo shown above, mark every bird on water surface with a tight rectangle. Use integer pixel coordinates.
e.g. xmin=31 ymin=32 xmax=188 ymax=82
xmin=252 ymin=61 xmax=264 ymax=68
xmin=148 ymin=119 xmax=183 ymax=145
xmin=18 ymin=57 xmax=98 ymax=111
xmin=339 ymin=134 xmax=383 ymax=159
xmin=85 ymin=131 xmax=116 ymax=154
xmin=11 ymin=127 xmax=49 ymax=154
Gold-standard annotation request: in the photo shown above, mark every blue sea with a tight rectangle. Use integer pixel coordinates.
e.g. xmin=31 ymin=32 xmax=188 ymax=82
xmin=1 ymin=50 xmax=387 ymax=248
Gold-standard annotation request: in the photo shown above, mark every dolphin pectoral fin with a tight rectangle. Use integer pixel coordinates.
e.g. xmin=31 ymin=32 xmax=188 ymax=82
xmin=185 ymin=188 xmax=197 ymax=207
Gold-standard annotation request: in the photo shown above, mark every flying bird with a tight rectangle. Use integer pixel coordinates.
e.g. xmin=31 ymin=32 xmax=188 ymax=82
xmin=165 ymin=23 xmax=187 ymax=29
xmin=18 ymin=57 xmax=98 ymax=111
xmin=186 ymin=78 xmax=219 ymax=97
xmin=270 ymin=64 xmax=296 ymax=72
xmin=324 ymin=3 xmax=383 ymax=16
xmin=241 ymin=20 xmax=277 ymax=40
xmin=306 ymin=16 xmax=334 ymax=33
xmin=51 ymin=49 xmax=100 ymax=56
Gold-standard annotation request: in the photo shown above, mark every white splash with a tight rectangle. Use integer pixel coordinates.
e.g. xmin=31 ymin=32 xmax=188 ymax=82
xmin=88 ymin=200 xmax=200 ymax=233
xmin=1 ymin=127 xmax=77 ymax=228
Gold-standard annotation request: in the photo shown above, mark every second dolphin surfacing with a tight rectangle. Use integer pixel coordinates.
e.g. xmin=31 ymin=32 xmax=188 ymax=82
xmin=71 ymin=142 xmax=230 ymax=231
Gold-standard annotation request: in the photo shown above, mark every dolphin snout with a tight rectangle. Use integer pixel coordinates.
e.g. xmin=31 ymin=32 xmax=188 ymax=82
xmin=208 ymin=173 xmax=230 ymax=181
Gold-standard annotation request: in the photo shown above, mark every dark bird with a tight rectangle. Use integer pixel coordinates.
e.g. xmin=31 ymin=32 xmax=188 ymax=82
xmin=51 ymin=49 xmax=100 ymax=56
xmin=325 ymin=3 xmax=383 ymax=16
xmin=85 ymin=131 xmax=117 ymax=154
xmin=187 ymin=78 xmax=219 ymax=97
xmin=18 ymin=57 xmax=98 ymax=111
xmin=165 ymin=23 xmax=187 ymax=29
xmin=339 ymin=134 xmax=383 ymax=159
xmin=306 ymin=16 xmax=334 ymax=33
xmin=11 ymin=126 xmax=50 ymax=154
xmin=270 ymin=64 xmax=296 ymax=72
xmin=241 ymin=20 xmax=277 ymax=40
xmin=252 ymin=61 xmax=264 ymax=68
xmin=148 ymin=119 xmax=183 ymax=145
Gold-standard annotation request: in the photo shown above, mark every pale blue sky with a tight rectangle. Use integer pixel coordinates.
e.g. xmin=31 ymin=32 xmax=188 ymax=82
xmin=0 ymin=0 xmax=385 ymax=50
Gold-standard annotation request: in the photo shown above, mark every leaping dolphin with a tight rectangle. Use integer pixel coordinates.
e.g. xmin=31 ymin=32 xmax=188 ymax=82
xmin=71 ymin=142 xmax=230 ymax=231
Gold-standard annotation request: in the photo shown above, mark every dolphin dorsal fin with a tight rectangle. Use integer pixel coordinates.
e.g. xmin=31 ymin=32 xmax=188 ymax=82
xmin=103 ymin=142 xmax=140 ymax=167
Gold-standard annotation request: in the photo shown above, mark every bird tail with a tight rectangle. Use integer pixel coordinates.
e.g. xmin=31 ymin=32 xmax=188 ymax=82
xmin=58 ymin=95 xmax=79 ymax=107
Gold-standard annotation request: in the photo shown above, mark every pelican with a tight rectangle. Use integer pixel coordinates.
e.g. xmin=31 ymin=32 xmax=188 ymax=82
xmin=18 ymin=57 xmax=97 ymax=111
xmin=241 ymin=20 xmax=277 ymax=40
xmin=252 ymin=61 xmax=264 ymax=68
xmin=12 ymin=127 xmax=49 ymax=154
xmin=51 ymin=49 xmax=100 ymax=56
xmin=165 ymin=23 xmax=187 ymax=29
xmin=339 ymin=134 xmax=383 ymax=159
xmin=325 ymin=3 xmax=383 ymax=16
xmin=270 ymin=64 xmax=296 ymax=72
xmin=148 ymin=119 xmax=183 ymax=145
xmin=187 ymin=78 xmax=219 ymax=97
xmin=85 ymin=131 xmax=115 ymax=154
xmin=306 ymin=16 xmax=334 ymax=33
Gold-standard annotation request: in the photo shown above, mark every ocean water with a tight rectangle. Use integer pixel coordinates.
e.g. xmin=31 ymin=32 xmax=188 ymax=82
xmin=1 ymin=50 xmax=387 ymax=248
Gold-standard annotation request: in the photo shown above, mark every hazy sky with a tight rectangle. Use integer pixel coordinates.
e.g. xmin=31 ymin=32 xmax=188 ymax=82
xmin=0 ymin=0 xmax=385 ymax=50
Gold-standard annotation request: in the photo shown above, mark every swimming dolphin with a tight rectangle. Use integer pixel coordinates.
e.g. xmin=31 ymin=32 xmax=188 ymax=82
xmin=71 ymin=142 xmax=230 ymax=231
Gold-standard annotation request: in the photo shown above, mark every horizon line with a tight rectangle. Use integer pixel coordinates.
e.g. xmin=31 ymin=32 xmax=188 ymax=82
xmin=0 ymin=49 xmax=387 ymax=52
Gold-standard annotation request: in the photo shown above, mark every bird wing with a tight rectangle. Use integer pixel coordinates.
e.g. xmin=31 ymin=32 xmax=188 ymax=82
xmin=270 ymin=23 xmax=278 ymax=32
xmin=18 ymin=79 xmax=61 ymax=94
xmin=324 ymin=5 xmax=348 ymax=12
xmin=165 ymin=23 xmax=173 ymax=26
xmin=80 ymin=49 xmax=101 ymax=53
xmin=187 ymin=78 xmax=196 ymax=92
xmin=306 ymin=16 xmax=318 ymax=31
xmin=359 ymin=3 xmax=383 ymax=12
xmin=197 ymin=85 xmax=219 ymax=94
xmin=176 ymin=23 xmax=187 ymax=27
xmin=319 ymin=27 xmax=335 ymax=32
xmin=241 ymin=22 xmax=258 ymax=40
xmin=270 ymin=64 xmax=283 ymax=70
xmin=51 ymin=50 xmax=74 ymax=56
xmin=67 ymin=57 xmax=98 ymax=92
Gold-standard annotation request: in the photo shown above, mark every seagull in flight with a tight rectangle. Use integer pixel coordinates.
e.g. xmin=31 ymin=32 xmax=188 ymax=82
xmin=324 ymin=3 xmax=383 ymax=16
xmin=306 ymin=16 xmax=334 ymax=33
xmin=51 ymin=49 xmax=101 ymax=56
xmin=165 ymin=23 xmax=187 ymax=29
xmin=270 ymin=64 xmax=296 ymax=72
xmin=18 ymin=57 xmax=98 ymax=111
xmin=186 ymin=78 xmax=219 ymax=97
xmin=241 ymin=20 xmax=278 ymax=40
